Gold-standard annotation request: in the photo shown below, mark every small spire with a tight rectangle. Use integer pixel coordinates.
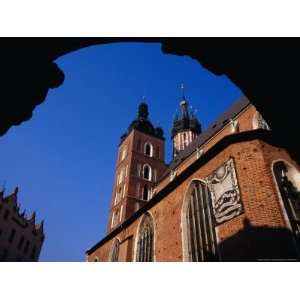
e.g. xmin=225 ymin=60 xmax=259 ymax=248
xmin=30 ymin=211 xmax=36 ymax=224
xmin=138 ymin=101 xmax=149 ymax=120
xmin=36 ymin=219 xmax=44 ymax=232
xmin=181 ymin=83 xmax=185 ymax=100
xmin=14 ymin=186 xmax=19 ymax=195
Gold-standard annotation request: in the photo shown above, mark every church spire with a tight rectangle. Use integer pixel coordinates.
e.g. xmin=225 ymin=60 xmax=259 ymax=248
xmin=171 ymin=84 xmax=202 ymax=157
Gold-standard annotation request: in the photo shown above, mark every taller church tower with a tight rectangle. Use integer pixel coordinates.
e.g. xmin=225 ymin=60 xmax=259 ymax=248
xmin=107 ymin=101 xmax=167 ymax=233
xmin=171 ymin=86 xmax=202 ymax=157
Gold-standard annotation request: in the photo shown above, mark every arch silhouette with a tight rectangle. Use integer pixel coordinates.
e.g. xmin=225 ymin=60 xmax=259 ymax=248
xmin=1 ymin=38 xmax=300 ymax=163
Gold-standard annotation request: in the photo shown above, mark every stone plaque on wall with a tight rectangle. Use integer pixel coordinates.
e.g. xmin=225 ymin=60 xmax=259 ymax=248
xmin=206 ymin=158 xmax=243 ymax=225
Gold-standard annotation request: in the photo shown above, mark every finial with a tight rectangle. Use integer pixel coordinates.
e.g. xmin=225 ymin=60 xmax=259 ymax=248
xmin=1 ymin=180 xmax=6 ymax=195
xmin=138 ymin=102 xmax=149 ymax=119
xmin=30 ymin=211 xmax=36 ymax=223
xmin=181 ymin=83 xmax=185 ymax=99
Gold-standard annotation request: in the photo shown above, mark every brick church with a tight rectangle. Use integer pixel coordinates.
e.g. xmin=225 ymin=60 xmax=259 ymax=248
xmin=86 ymin=91 xmax=300 ymax=262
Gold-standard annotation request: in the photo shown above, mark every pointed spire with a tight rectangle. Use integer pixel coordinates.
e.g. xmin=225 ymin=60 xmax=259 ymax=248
xmin=29 ymin=211 xmax=36 ymax=224
xmin=137 ymin=100 xmax=149 ymax=120
xmin=36 ymin=219 xmax=44 ymax=233
xmin=181 ymin=83 xmax=186 ymax=100
xmin=14 ymin=186 xmax=19 ymax=195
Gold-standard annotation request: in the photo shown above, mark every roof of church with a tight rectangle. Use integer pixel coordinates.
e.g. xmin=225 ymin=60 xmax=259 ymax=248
xmin=120 ymin=101 xmax=165 ymax=143
xmin=160 ymin=95 xmax=251 ymax=180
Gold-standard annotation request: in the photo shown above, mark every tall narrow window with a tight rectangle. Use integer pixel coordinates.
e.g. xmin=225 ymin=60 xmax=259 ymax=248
xmin=121 ymin=145 xmax=127 ymax=161
xmin=184 ymin=181 xmax=218 ymax=262
xmin=111 ymin=239 xmax=120 ymax=262
xmin=143 ymin=164 xmax=152 ymax=181
xmin=156 ymin=146 xmax=160 ymax=159
xmin=143 ymin=184 xmax=149 ymax=201
xmin=137 ymin=164 xmax=141 ymax=177
xmin=136 ymin=183 xmax=140 ymax=199
xmin=144 ymin=143 xmax=153 ymax=157
xmin=273 ymin=161 xmax=300 ymax=248
xmin=153 ymin=169 xmax=157 ymax=183
xmin=136 ymin=213 xmax=154 ymax=262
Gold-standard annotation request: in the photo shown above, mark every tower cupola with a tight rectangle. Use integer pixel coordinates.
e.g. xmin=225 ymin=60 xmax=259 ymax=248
xmin=171 ymin=85 xmax=202 ymax=157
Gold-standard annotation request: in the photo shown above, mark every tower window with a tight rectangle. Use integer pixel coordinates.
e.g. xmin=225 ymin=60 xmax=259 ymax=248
xmin=137 ymin=164 xmax=141 ymax=177
xmin=136 ymin=213 xmax=154 ymax=262
xmin=136 ymin=183 xmax=140 ymax=199
xmin=121 ymin=145 xmax=127 ymax=161
xmin=156 ymin=146 xmax=160 ymax=159
xmin=143 ymin=184 xmax=149 ymax=201
xmin=143 ymin=164 xmax=152 ymax=181
xmin=144 ymin=143 xmax=153 ymax=157
xmin=122 ymin=184 xmax=126 ymax=199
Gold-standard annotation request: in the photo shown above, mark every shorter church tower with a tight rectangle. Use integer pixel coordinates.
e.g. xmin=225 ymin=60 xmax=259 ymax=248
xmin=107 ymin=100 xmax=167 ymax=233
xmin=171 ymin=86 xmax=202 ymax=157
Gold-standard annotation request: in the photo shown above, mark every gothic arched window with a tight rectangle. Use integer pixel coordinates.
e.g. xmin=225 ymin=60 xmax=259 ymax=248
xmin=273 ymin=161 xmax=300 ymax=241
xmin=136 ymin=213 xmax=154 ymax=262
xmin=143 ymin=164 xmax=152 ymax=181
xmin=144 ymin=143 xmax=153 ymax=157
xmin=142 ymin=184 xmax=149 ymax=201
xmin=183 ymin=181 xmax=218 ymax=261
xmin=252 ymin=111 xmax=271 ymax=130
xmin=110 ymin=239 xmax=120 ymax=262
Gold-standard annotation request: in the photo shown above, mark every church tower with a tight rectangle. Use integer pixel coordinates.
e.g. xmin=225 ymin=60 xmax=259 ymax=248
xmin=107 ymin=100 xmax=167 ymax=232
xmin=171 ymin=86 xmax=202 ymax=157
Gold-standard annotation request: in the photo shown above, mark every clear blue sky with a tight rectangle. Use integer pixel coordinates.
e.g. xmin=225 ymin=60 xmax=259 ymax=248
xmin=0 ymin=43 xmax=241 ymax=261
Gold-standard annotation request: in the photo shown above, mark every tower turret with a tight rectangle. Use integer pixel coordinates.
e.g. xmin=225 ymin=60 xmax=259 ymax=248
xmin=171 ymin=85 xmax=202 ymax=157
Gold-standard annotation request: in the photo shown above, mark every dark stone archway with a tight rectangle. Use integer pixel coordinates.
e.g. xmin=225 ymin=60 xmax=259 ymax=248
xmin=1 ymin=38 xmax=299 ymax=162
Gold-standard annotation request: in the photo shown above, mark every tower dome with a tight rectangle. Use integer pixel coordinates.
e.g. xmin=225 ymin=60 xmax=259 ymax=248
xmin=121 ymin=99 xmax=165 ymax=142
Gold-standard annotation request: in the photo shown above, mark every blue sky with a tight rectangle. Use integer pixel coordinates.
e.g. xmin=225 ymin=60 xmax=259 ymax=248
xmin=0 ymin=43 xmax=241 ymax=261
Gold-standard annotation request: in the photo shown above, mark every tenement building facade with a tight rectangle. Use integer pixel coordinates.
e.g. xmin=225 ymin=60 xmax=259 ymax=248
xmin=0 ymin=188 xmax=44 ymax=261
xmin=86 ymin=94 xmax=300 ymax=262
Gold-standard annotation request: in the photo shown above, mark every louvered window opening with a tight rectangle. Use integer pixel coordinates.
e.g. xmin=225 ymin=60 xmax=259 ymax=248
xmin=136 ymin=216 xmax=154 ymax=262
xmin=186 ymin=182 xmax=218 ymax=261
xmin=111 ymin=240 xmax=120 ymax=262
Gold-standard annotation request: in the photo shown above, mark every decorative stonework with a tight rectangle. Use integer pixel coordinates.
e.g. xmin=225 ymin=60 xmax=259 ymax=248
xmin=206 ymin=158 xmax=243 ymax=225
